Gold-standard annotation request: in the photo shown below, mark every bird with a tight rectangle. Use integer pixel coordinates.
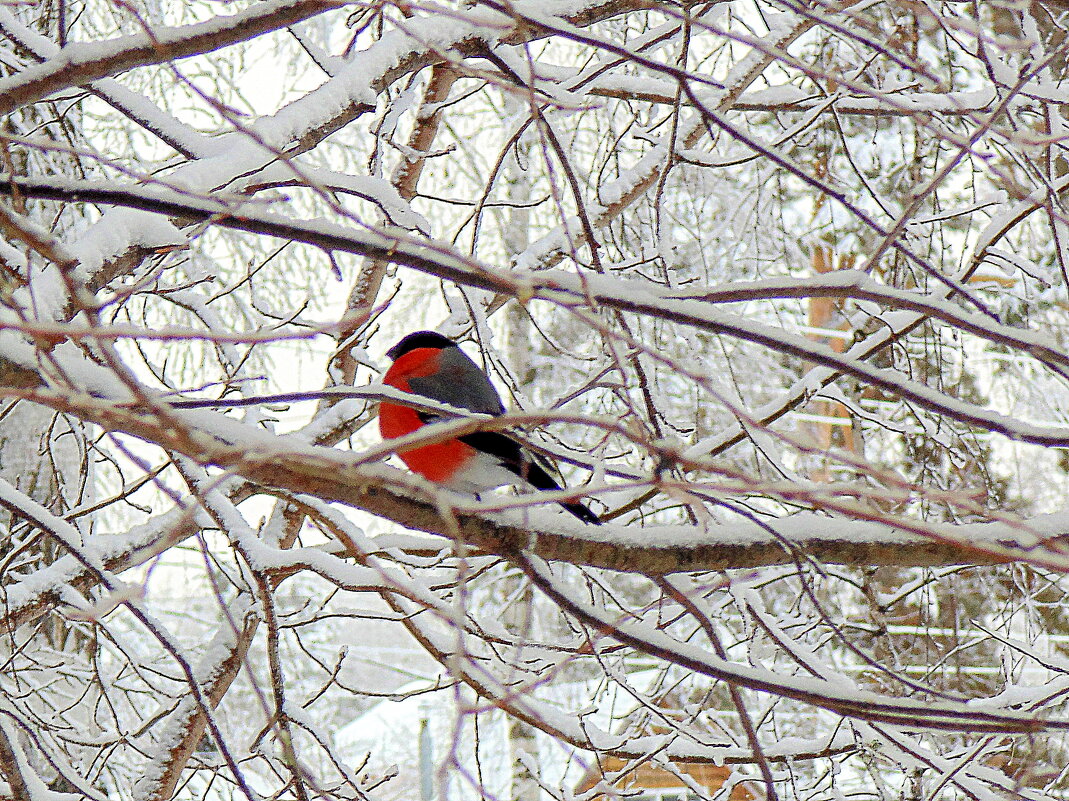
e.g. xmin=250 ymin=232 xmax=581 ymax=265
xmin=378 ymin=330 xmax=600 ymax=524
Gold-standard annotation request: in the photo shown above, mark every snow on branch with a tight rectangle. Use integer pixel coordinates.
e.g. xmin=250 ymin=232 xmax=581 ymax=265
xmin=0 ymin=0 xmax=338 ymax=116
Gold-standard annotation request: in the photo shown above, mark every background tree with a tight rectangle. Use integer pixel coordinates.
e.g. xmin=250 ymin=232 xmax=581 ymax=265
xmin=3 ymin=0 xmax=1069 ymax=799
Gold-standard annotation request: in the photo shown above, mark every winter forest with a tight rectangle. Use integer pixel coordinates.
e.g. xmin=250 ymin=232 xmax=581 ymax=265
xmin=6 ymin=0 xmax=1069 ymax=798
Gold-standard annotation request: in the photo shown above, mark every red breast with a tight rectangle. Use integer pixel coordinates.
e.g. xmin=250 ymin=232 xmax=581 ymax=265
xmin=379 ymin=347 xmax=478 ymax=484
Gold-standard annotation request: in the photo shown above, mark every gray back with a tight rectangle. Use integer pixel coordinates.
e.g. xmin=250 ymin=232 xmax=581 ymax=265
xmin=408 ymin=346 xmax=505 ymax=416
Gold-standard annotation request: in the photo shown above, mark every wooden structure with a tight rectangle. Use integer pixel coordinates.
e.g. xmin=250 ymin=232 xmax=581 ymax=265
xmin=575 ymin=755 xmax=761 ymax=801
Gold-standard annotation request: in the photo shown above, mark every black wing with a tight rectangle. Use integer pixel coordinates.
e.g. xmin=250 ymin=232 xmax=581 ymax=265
xmin=459 ymin=431 xmax=600 ymax=524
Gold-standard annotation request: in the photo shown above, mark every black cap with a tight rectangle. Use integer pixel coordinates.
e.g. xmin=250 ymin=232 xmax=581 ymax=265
xmin=387 ymin=331 xmax=458 ymax=361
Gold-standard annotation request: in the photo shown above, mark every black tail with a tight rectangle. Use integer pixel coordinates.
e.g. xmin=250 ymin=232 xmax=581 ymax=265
xmin=459 ymin=431 xmax=600 ymax=524
xmin=516 ymin=459 xmax=601 ymax=524
xmin=558 ymin=499 xmax=602 ymax=525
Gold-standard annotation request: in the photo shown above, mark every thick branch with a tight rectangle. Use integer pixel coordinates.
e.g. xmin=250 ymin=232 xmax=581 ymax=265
xmin=4 ymin=175 xmax=1065 ymax=448
xmin=0 ymin=379 xmax=1052 ymax=574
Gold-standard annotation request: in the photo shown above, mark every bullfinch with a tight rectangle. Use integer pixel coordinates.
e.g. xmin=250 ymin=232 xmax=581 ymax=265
xmin=378 ymin=331 xmax=600 ymax=524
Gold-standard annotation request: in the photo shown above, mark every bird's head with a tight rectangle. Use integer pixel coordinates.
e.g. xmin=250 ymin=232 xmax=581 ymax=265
xmin=386 ymin=331 xmax=458 ymax=361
